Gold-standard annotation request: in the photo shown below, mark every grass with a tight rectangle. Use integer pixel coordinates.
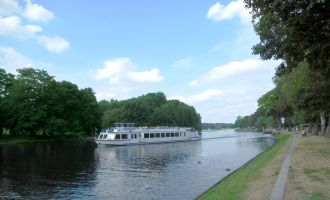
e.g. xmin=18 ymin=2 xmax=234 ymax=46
xmin=304 ymin=192 xmax=328 ymax=200
xmin=303 ymin=167 xmax=330 ymax=182
xmin=198 ymin=133 xmax=291 ymax=200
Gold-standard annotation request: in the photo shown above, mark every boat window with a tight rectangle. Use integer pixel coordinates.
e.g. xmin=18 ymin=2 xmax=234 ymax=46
xmin=135 ymin=134 xmax=137 ymax=138
xmin=144 ymin=133 xmax=149 ymax=138
xmin=166 ymin=133 xmax=170 ymax=137
xmin=175 ymin=133 xmax=179 ymax=137
xmin=161 ymin=133 xmax=165 ymax=138
xmin=99 ymin=134 xmax=103 ymax=139
xmin=150 ymin=133 xmax=155 ymax=138
xmin=103 ymin=134 xmax=107 ymax=139
xmin=184 ymin=132 xmax=186 ymax=136
xmin=115 ymin=134 xmax=120 ymax=140
xmin=121 ymin=134 xmax=128 ymax=140
xmin=179 ymin=133 xmax=182 ymax=137
xmin=171 ymin=133 xmax=174 ymax=137
xmin=156 ymin=133 xmax=160 ymax=138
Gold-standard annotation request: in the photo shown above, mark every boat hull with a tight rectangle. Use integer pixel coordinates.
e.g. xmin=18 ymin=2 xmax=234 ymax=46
xmin=95 ymin=137 xmax=201 ymax=146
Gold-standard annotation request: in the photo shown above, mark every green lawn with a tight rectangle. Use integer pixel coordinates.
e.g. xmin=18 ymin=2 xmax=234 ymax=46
xmin=198 ymin=134 xmax=290 ymax=200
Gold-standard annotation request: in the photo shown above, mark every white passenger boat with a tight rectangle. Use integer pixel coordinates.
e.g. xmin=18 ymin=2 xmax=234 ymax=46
xmin=95 ymin=123 xmax=201 ymax=145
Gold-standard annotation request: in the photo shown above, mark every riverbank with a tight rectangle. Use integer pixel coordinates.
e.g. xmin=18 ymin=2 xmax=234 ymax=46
xmin=197 ymin=133 xmax=291 ymax=200
xmin=0 ymin=135 xmax=95 ymax=145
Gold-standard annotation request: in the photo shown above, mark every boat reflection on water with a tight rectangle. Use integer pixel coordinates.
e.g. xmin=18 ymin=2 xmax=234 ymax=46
xmin=94 ymin=140 xmax=202 ymax=199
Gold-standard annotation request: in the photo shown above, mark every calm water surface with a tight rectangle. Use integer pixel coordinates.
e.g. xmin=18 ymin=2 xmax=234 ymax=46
xmin=0 ymin=130 xmax=274 ymax=199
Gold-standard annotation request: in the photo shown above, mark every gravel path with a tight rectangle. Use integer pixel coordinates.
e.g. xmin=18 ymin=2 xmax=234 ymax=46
xmin=269 ymin=134 xmax=296 ymax=200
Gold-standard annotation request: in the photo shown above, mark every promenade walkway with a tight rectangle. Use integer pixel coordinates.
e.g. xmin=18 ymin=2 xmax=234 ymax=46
xmin=269 ymin=133 xmax=296 ymax=200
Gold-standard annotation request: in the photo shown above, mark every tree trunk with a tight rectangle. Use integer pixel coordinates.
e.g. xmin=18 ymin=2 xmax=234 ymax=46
xmin=320 ymin=112 xmax=326 ymax=136
xmin=277 ymin=116 xmax=281 ymax=130
xmin=326 ymin=116 xmax=330 ymax=137
xmin=307 ymin=123 xmax=312 ymax=133
xmin=312 ymin=122 xmax=318 ymax=135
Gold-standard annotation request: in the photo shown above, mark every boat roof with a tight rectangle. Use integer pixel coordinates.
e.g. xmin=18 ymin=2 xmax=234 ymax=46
xmin=114 ymin=123 xmax=135 ymax=127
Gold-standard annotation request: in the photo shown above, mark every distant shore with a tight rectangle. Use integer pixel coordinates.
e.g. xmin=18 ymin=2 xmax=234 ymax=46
xmin=234 ymin=128 xmax=260 ymax=132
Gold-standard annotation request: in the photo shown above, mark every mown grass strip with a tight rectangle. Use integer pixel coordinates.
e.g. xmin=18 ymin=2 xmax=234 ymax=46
xmin=197 ymin=134 xmax=291 ymax=200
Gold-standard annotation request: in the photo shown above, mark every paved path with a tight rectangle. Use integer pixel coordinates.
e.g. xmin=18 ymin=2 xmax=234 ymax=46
xmin=269 ymin=134 xmax=296 ymax=200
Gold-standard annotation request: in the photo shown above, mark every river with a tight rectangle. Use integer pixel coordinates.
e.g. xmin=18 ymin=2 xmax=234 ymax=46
xmin=0 ymin=130 xmax=274 ymax=199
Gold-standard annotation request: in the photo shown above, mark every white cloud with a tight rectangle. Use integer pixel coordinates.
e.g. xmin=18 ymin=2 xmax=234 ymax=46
xmin=190 ymin=89 xmax=223 ymax=103
xmin=208 ymin=59 xmax=264 ymax=80
xmin=95 ymin=57 xmax=135 ymax=80
xmin=190 ymin=59 xmax=280 ymax=87
xmin=95 ymin=57 xmax=163 ymax=83
xmin=38 ymin=35 xmax=69 ymax=53
xmin=188 ymin=80 xmax=199 ymax=87
xmin=93 ymin=57 xmax=164 ymax=100
xmin=0 ymin=1 xmax=68 ymax=53
xmin=0 ymin=15 xmax=42 ymax=39
xmin=173 ymin=56 xmax=193 ymax=68
xmin=0 ymin=46 xmax=54 ymax=73
xmin=206 ymin=1 xmax=250 ymax=23
xmin=0 ymin=47 xmax=33 ymax=72
xmin=23 ymin=0 xmax=55 ymax=22
xmin=0 ymin=0 xmax=20 ymax=16
xmin=128 ymin=68 xmax=163 ymax=83
xmin=169 ymin=89 xmax=223 ymax=104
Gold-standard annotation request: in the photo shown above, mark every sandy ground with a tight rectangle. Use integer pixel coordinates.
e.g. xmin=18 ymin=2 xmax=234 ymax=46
xmin=285 ymin=135 xmax=330 ymax=200
xmin=244 ymin=134 xmax=330 ymax=200
xmin=243 ymin=135 xmax=292 ymax=200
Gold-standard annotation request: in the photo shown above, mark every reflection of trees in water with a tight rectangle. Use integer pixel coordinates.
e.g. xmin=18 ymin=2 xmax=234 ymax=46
xmin=0 ymin=140 xmax=97 ymax=199
xmin=99 ymin=141 xmax=202 ymax=172
xmin=236 ymin=136 xmax=275 ymax=152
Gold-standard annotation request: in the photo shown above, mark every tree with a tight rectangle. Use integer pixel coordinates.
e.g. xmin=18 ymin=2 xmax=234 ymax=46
xmin=1 ymin=67 xmax=101 ymax=138
xmin=245 ymin=0 xmax=330 ymax=134
xmin=6 ymin=68 xmax=55 ymax=136
xmin=99 ymin=93 xmax=202 ymax=131
xmin=0 ymin=68 xmax=14 ymax=136
xmin=245 ymin=0 xmax=330 ymax=73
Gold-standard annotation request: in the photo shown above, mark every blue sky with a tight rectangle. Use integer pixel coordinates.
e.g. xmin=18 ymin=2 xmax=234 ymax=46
xmin=0 ymin=0 xmax=280 ymax=123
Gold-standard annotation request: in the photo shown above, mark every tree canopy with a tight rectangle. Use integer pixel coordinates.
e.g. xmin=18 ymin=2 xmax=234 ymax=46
xmin=0 ymin=68 xmax=101 ymax=137
xmin=235 ymin=0 xmax=330 ymax=135
xmin=100 ymin=92 xmax=202 ymax=132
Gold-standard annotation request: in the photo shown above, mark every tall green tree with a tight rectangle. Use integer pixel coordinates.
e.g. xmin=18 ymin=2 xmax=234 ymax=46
xmin=6 ymin=68 xmax=54 ymax=136
xmin=245 ymin=0 xmax=330 ymax=73
xmin=0 ymin=68 xmax=14 ymax=136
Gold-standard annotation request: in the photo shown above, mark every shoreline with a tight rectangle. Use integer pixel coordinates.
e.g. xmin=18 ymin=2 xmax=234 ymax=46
xmin=0 ymin=135 xmax=95 ymax=145
xmin=197 ymin=133 xmax=291 ymax=200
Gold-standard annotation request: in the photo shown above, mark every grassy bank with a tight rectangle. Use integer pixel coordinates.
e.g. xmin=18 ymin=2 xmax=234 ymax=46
xmin=285 ymin=135 xmax=330 ymax=200
xmin=0 ymin=134 xmax=94 ymax=145
xmin=198 ymin=133 xmax=291 ymax=200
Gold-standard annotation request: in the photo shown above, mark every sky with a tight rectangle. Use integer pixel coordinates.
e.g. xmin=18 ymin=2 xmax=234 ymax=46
xmin=0 ymin=0 xmax=280 ymax=123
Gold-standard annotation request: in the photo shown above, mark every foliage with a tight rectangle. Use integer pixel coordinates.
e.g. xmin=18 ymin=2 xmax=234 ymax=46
xmin=245 ymin=0 xmax=330 ymax=73
xmin=100 ymin=93 xmax=202 ymax=131
xmin=237 ymin=0 xmax=330 ymax=132
xmin=0 ymin=68 xmax=101 ymax=138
